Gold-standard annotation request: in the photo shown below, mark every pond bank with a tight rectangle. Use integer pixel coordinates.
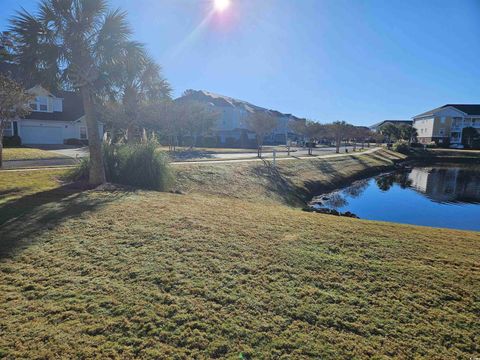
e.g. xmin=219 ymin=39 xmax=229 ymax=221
xmin=175 ymin=148 xmax=406 ymax=207
xmin=407 ymin=148 xmax=480 ymax=164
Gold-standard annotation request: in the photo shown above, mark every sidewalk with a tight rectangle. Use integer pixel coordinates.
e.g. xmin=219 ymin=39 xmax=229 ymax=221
xmin=0 ymin=148 xmax=379 ymax=172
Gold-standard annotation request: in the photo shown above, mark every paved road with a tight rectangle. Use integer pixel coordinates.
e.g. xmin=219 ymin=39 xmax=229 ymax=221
xmin=41 ymin=146 xmax=90 ymax=159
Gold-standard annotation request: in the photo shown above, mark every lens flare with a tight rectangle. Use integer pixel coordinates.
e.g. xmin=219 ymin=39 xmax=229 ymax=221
xmin=214 ymin=0 xmax=231 ymax=12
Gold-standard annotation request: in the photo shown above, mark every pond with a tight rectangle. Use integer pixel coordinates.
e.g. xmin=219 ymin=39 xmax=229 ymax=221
xmin=310 ymin=164 xmax=480 ymax=231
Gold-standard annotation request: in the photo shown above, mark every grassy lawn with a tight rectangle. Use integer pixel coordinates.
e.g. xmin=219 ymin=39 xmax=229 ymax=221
xmin=0 ymin=152 xmax=478 ymax=358
xmin=2 ymin=148 xmax=68 ymax=161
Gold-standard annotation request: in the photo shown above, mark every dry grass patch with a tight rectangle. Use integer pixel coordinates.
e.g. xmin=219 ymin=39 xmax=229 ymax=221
xmin=3 ymin=148 xmax=68 ymax=161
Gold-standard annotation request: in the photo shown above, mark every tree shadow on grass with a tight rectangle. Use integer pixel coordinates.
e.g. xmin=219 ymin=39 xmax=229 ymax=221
xmin=0 ymin=188 xmax=25 ymax=200
xmin=169 ymin=150 xmax=215 ymax=161
xmin=250 ymin=159 xmax=307 ymax=206
xmin=0 ymin=184 xmax=124 ymax=258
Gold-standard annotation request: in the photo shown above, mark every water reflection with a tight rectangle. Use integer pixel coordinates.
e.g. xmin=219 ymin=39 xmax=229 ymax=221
xmin=316 ymin=166 xmax=480 ymax=209
xmin=408 ymin=166 xmax=480 ymax=204
xmin=375 ymin=171 xmax=412 ymax=192
xmin=310 ymin=164 xmax=480 ymax=231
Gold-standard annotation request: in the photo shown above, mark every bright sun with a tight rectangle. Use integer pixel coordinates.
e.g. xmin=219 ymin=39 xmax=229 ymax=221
xmin=214 ymin=0 xmax=231 ymax=12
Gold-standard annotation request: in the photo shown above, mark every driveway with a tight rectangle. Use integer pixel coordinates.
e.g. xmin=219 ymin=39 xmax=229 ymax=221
xmin=32 ymin=145 xmax=90 ymax=159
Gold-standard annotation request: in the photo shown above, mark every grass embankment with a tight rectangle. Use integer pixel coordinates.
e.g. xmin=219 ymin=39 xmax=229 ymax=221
xmin=2 ymin=148 xmax=68 ymax=161
xmin=409 ymin=148 xmax=480 ymax=163
xmin=175 ymin=148 xmax=405 ymax=206
xmin=0 ymin=150 xmax=478 ymax=358
xmin=0 ymin=168 xmax=479 ymax=359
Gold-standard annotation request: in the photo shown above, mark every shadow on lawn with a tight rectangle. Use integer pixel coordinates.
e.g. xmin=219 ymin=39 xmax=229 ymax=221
xmin=169 ymin=150 xmax=215 ymax=161
xmin=250 ymin=159 xmax=306 ymax=206
xmin=0 ymin=184 xmax=123 ymax=258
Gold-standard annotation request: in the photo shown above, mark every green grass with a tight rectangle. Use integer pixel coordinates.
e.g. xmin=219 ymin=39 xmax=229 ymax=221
xmin=2 ymin=147 xmax=69 ymax=161
xmin=0 ymin=151 xmax=478 ymax=359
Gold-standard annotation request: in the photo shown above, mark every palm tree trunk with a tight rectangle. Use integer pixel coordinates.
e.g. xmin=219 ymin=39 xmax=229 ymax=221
xmin=126 ymin=122 xmax=135 ymax=144
xmin=0 ymin=124 xmax=4 ymax=168
xmin=81 ymin=86 xmax=106 ymax=185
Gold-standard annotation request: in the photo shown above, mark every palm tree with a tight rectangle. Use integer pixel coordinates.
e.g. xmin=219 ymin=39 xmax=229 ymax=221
xmin=10 ymin=0 xmax=134 ymax=185
xmin=111 ymin=41 xmax=172 ymax=143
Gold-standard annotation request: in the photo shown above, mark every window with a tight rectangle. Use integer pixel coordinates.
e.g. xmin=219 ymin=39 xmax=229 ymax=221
xmin=440 ymin=116 xmax=446 ymax=124
xmin=30 ymin=97 xmax=49 ymax=112
xmin=80 ymin=127 xmax=87 ymax=140
xmin=3 ymin=121 xmax=13 ymax=137
xmin=38 ymin=97 xmax=48 ymax=111
xmin=439 ymin=128 xmax=445 ymax=136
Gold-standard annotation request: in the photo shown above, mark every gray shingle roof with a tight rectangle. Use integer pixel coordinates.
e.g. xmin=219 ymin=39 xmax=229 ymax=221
xmin=415 ymin=104 xmax=480 ymax=118
xmin=370 ymin=120 xmax=412 ymax=129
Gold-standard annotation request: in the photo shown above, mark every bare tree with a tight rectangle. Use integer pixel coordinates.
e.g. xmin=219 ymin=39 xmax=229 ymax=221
xmin=291 ymin=119 xmax=323 ymax=155
xmin=177 ymin=100 xmax=219 ymax=148
xmin=245 ymin=111 xmax=278 ymax=158
xmin=0 ymin=75 xmax=31 ymax=167
xmin=325 ymin=121 xmax=350 ymax=154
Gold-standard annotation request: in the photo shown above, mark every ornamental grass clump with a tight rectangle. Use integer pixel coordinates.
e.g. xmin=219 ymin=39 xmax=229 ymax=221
xmin=66 ymin=139 xmax=173 ymax=191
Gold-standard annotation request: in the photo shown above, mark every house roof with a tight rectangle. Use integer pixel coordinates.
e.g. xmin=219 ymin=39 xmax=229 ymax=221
xmin=24 ymin=90 xmax=85 ymax=122
xmin=370 ymin=120 xmax=412 ymax=129
xmin=177 ymin=90 xmax=304 ymax=121
xmin=414 ymin=104 xmax=480 ymax=118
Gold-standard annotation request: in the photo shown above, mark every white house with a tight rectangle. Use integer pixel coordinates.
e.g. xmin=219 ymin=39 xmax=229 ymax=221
xmin=177 ymin=90 xmax=304 ymax=145
xmin=4 ymin=85 xmax=103 ymax=145
xmin=412 ymin=104 xmax=480 ymax=145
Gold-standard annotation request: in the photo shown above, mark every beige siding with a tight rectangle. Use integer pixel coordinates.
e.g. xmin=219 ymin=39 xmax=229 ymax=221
xmin=432 ymin=116 xmax=452 ymax=138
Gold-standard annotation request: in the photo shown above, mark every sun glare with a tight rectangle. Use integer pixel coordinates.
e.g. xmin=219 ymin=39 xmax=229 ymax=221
xmin=214 ymin=0 xmax=231 ymax=12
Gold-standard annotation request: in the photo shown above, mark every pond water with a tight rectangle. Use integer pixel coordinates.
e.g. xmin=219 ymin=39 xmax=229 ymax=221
xmin=310 ymin=164 xmax=480 ymax=231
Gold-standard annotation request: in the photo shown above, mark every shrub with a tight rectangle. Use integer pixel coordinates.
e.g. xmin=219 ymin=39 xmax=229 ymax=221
xmin=65 ymin=139 xmax=174 ymax=191
xmin=64 ymin=138 xmax=88 ymax=146
xmin=64 ymin=157 xmax=90 ymax=181
xmin=2 ymin=135 xmax=22 ymax=147
xmin=115 ymin=141 xmax=173 ymax=190
xmin=202 ymin=136 xmax=218 ymax=148
xmin=392 ymin=140 xmax=410 ymax=154
xmin=225 ymin=137 xmax=239 ymax=147
xmin=425 ymin=142 xmax=437 ymax=149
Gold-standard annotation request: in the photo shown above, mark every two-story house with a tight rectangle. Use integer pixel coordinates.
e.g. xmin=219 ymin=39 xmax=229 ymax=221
xmin=4 ymin=85 xmax=103 ymax=145
xmin=177 ymin=90 xmax=304 ymax=145
xmin=412 ymin=104 xmax=480 ymax=145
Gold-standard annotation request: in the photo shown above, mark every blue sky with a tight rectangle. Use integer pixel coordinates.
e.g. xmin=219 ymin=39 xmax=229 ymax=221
xmin=2 ymin=0 xmax=480 ymax=125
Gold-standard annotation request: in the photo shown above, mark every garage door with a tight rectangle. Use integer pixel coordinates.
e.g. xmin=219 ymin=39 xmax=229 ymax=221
xmin=21 ymin=125 xmax=63 ymax=145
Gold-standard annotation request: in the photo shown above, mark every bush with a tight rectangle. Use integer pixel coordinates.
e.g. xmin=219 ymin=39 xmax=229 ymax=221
xmin=66 ymin=139 xmax=174 ymax=191
xmin=2 ymin=135 xmax=22 ymax=147
xmin=64 ymin=138 xmax=88 ymax=146
xmin=115 ymin=141 xmax=173 ymax=190
xmin=392 ymin=140 xmax=410 ymax=154
xmin=202 ymin=136 xmax=218 ymax=148
xmin=426 ymin=142 xmax=437 ymax=149
xmin=225 ymin=137 xmax=239 ymax=148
